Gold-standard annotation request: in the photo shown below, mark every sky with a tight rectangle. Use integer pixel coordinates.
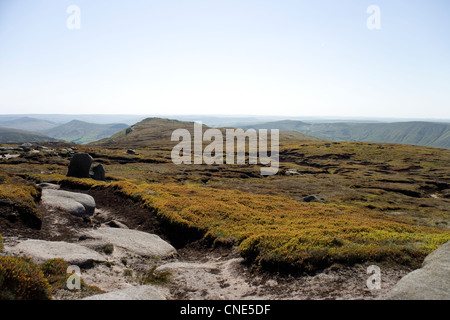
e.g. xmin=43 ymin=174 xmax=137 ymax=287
xmin=0 ymin=0 xmax=449 ymax=119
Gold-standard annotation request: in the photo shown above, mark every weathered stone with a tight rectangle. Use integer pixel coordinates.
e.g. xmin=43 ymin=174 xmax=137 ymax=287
xmin=384 ymin=241 xmax=450 ymax=300
xmin=82 ymin=285 xmax=166 ymax=300
xmin=67 ymin=153 xmax=93 ymax=178
xmin=41 ymin=189 xmax=96 ymax=217
xmin=4 ymin=239 xmax=106 ymax=266
xmin=126 ymin=149 xmax=136 ymax=155
xmin=92 ymin=164 xmax=106 ymax=181
xmin=80 ymin=227 xmax=176 ymax=258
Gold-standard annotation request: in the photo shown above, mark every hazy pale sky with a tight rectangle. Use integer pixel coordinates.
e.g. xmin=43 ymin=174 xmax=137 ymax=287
xmin=0 ymin=0 xmax=449 ymax=119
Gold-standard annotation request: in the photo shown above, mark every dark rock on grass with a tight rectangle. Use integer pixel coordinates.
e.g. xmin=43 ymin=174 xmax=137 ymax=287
xmin=302 ymin=195 xmax=325 ymax=203
xmin=126 ymin=149 xmax=136 ymax=155
xmin=67 ymin=153 xmax=93 ymax=178
xmin=92 ymin=164 xmax=106 ymax=181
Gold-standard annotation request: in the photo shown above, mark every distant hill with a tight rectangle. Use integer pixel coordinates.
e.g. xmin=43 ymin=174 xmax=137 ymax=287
xmin=244 ymin=121 xmax=450 ymax=149
xmin=0 ymin=117 xmax=58 ymax=132
xmin=91 ymin=118 xmax=203 ymax=148
xmin=43 ymin=120 xmax=128 ymax=144
xmin=91 ymin=117 xmax=321 ymax=149
xmin=0 ymin=127 xmax=59 ymax=143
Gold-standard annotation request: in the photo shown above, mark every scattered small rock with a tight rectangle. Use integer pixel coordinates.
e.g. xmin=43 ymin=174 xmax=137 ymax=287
xmin=302 ymin=195 xmax=325 ymax=203
xmin=38 ymin=183 xmax=61 ymax=190
xmin=284 ymin=169 xmax=301 ymax=176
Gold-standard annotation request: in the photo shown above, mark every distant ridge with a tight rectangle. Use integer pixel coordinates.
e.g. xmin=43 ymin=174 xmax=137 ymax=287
xmin=0 ymin=117 xmax=58 ymax=132
xmin=43 ymin=120 xmax=128 ymax=144
xmin=244 ymin=120 xmax=450 ymax=149
xmin=0 ymin=127 xmax=59 ymax=143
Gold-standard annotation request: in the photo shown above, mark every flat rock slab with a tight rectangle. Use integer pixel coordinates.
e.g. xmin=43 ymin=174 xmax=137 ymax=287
xmin=155 ymin=262 xmax=220 ymax=274
xmin=385 ymin=241 xmax=450 ymax=300
xmin=82 ymin=285 xmax=166 ymax=300
xmin=4 ymin=239 xmax=106 ymax=266
xmin=81 ymin=228 xmax=176 ymax=258
xmin=41 ymin=189 xmax=96 ymax=217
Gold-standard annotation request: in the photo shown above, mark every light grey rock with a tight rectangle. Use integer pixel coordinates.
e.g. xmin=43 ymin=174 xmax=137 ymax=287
xmin=155 ymin=262 xmax=220 ymax=274
xmin=41 ymin=189 xmax=96 ymax=217
xmin=284 ymin=169 xmax=300 ymax=176
xmin=67 ymin=153 xmax=93 ymax=178
xmin=4 ymin=239 xmax=106 ymax=266
xmin=384 ymin=241 xmax=450 ymax=300
xmin=80 ymin=227 xmax=176 ymax=258
xmin=82 ymin=285 xmax=166 ymax=300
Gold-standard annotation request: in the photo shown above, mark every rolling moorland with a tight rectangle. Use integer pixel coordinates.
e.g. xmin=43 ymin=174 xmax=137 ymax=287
xmin=243 ymin=120 xmax=450 ymax=150
xmin=0 ymin=117 xmax=449 ymax=299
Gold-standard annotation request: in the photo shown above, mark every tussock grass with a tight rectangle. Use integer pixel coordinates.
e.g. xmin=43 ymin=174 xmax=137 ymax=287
xmin=0 ymin=173 xmax=42 ymax=228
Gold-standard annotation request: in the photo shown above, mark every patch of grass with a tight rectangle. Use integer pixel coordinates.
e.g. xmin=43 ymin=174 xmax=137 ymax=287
xmin=0 ymin=234 xmax=3 ymax=253
xmin=39 ymin=258 xmax=104 ymax=296
xmin=140 ymin=265 xmax=171 ymax=285
xmin=102 ymin=243 xmax=114 ymax=255
xmin=0 ymin=173 xmax=42 ymax=229
xmin=123 ymin=269 xmax=133 ymax=277
xmin=0 ymin=256 xmax=51 ymax=300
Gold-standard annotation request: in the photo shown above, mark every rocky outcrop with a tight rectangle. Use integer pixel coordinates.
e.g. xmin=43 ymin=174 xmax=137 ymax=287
xmin=82 ymin=285 xmax=166 ymax=300
xmin=41 ymin=189 xmax=96 ymax=217
xmin=80 ymin=227 xmax=176 ymax=258
xmin=92 ymin=164 xmax=106 ymax=181
xmin=384 ymin=241 xmax=450 ymax=300
xmin=4 ymin=239 xmax=106 ymax=266
xmin=67 ymin=153 xmax=93 ymax=178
